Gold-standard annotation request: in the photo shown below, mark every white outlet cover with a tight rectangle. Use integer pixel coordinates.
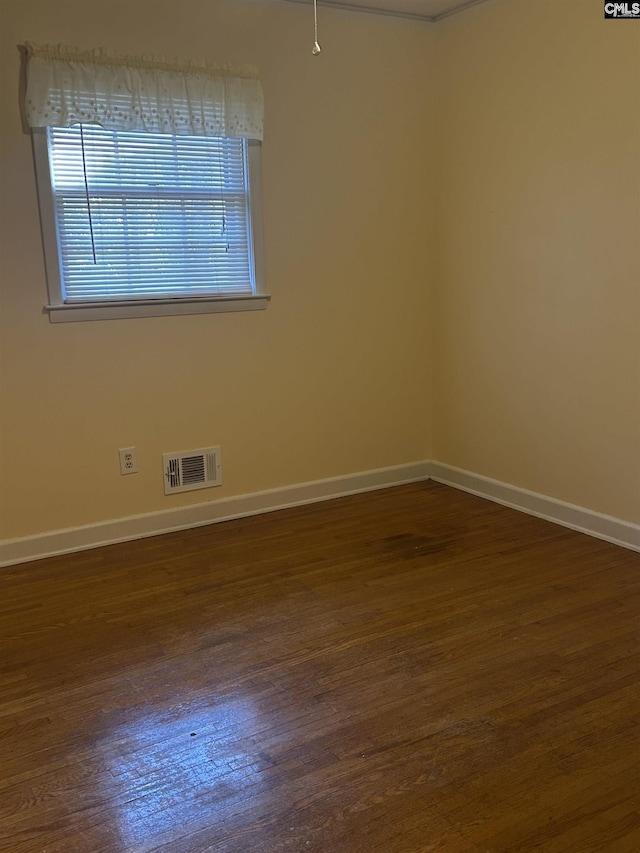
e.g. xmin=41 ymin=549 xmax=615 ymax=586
xmin=119 ymin=447 xmax=138 ymax=475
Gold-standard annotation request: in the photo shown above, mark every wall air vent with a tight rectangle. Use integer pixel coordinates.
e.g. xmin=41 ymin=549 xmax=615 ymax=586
xmin=162 ymin=446 xmax=222 ymax=495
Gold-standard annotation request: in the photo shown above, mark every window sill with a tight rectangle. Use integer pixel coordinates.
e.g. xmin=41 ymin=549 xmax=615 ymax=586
xmin=45 ymin=294 xmax=271 ymax=323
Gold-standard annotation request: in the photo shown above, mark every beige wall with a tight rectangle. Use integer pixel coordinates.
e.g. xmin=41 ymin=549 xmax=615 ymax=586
xmin=433 ymin=0 xmax=640 ymax=524
xmin=0 ymin=0 xmax=434 ymax=538
xmin=1 ymin=0 xmax=638 ymax=543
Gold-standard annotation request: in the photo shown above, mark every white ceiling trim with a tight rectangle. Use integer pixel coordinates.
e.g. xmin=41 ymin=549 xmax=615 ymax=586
xmin=281 ymin=0 xmax=493 ymax=24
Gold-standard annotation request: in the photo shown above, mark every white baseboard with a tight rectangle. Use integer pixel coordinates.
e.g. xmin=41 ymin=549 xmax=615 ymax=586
xmin=2 ymin=460 xmax=639 ymax=567
xmin=430 ymin=462 xmax=640 ymax=553
xmin=0 ymin=461 xmax=432 ymax=567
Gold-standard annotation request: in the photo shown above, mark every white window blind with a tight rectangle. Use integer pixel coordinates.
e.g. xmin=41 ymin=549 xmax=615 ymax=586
xmin=48 ymin=125 xmax=255 ymax=302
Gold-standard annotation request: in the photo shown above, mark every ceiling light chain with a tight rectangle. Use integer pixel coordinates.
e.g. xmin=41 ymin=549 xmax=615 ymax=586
xmin=312 ymin=0 xmax=321 ymax=55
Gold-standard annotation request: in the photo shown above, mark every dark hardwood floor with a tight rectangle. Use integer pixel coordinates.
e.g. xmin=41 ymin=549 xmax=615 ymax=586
xmin=1 ymin=481 xmax=639 ymax=852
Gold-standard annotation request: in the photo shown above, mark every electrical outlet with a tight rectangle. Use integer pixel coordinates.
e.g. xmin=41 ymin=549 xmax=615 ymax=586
xmin=119 ymin=447 xmax=138 ymax=475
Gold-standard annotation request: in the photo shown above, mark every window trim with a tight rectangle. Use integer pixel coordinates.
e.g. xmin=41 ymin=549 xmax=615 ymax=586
xmin=31 ymin=129 xmax=269 ymax=322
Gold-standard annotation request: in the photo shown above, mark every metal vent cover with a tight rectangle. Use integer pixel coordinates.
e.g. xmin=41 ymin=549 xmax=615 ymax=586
xmin=162 ymin=446 xmax=222 ymax=495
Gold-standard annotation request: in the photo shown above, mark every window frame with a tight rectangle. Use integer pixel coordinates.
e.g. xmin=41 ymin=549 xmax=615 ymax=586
xmin=32 ymin=128 xmax=269 ymax=322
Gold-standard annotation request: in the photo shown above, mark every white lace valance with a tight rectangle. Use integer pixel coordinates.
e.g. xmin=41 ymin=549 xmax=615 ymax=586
xmin=24 ymin=42 xmax=264 ymax=140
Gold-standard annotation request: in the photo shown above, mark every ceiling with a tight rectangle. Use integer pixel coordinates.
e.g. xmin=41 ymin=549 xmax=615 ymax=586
xmin=284 ymin=0 xmax=492 ymax=23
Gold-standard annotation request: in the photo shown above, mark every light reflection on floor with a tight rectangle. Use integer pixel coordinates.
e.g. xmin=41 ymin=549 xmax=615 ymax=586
xmin=100 ymin=695 xmax=265 ymax=849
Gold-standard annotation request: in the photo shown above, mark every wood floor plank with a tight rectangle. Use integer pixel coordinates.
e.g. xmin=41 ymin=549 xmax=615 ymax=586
xmin=1 ymin=482 xmax=638 ymax=851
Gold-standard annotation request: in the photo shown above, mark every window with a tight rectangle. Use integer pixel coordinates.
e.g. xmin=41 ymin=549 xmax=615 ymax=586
xmin=25 ymin=42 xmax=268 ymax=322
xmin=33 ymin=126 xmax=266 ymax=321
